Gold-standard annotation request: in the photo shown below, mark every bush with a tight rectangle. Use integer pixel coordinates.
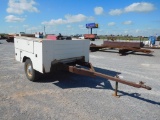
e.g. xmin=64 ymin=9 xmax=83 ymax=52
xmin=157 ymin=36 xmax=160 ymax=41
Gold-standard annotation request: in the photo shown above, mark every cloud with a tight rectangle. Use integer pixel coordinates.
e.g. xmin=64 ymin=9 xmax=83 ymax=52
xmin=65 ymin=14 xmax=87 ymax=23
xmin=27 ymin=27 xmax=39 ymax=31
xmin=109 ymin=9 xmax=123 ymax=16
xmin=79 ymin=25 xmax=85 ymax=29
xmin=94 ymin=7 xmax=104 ymax=15
xmin=42 ymin=14 xmax=94 ymax=25
xmin=5 ymin=15 xmax=25 ymax=22
xmin=135 ymin=29 xmax=140 ymax=33
xmin=23 ymin=25 xmax=29 ymax=27
xmin=124 ymin=2 xmax=155 ymax=12
xmin=79 ymin=25 xmax=83 ymax=28
xmin=122 ymin=20 xmax=133 ymax=25
xmin=109 ymin=2 xmax=155 ymax=16
xmin=7 ymin=0 xmax=39 ymax=14
xmin=66 ymin=25 xmax=71 ymax=28
xmin=26 ymin=26 xmax=43 ymax=33
xmin=42 ymin=19 xmax=67 ymax=25
xmin=108 ymin=22 xmax=116 ymax=26
xmin=124 ymin=30 xmax=128 ymax=34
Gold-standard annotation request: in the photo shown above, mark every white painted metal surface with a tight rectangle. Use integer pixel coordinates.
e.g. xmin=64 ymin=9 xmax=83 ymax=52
xmin=14 ymin=36 xmax=90 ymax=73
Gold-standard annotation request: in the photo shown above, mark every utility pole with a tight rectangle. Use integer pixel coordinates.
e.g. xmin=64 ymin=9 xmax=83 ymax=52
xmin=44 ymin=26 xmax=46 ymax=35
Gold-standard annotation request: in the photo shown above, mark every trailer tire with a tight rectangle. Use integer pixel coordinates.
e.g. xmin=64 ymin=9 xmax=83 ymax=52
xmin=90 ymin=48 xmax=99 ymax=52
xmin=6 ymin=39 xmax=9 ymax=42
xmin=24 ymin=59 xmax=39 ymax=82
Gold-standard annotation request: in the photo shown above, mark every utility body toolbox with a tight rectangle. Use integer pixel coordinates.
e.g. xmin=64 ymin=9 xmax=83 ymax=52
xmin=14 ymin=36 xmax=89 ymax=81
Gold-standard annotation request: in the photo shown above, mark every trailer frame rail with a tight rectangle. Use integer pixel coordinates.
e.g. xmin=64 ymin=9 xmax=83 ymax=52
xmin=90 ymin=41 xmax=153 ymax=55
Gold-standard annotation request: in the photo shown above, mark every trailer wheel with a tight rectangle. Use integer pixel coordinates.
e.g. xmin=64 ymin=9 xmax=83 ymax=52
xmin=24 ymin=59 xmax=39 ymax=82
xmin=90 ymin=48 xmax=99 ymax=52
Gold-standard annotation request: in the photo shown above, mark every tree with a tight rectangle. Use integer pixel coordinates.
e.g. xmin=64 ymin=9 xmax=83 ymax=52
xmin=157 ymin=36 xmax=160 ymax=41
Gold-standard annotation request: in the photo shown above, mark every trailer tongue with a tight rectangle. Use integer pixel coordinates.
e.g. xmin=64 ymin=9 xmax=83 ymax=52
xmin=56 ymin=61 xmax=151 ymax=97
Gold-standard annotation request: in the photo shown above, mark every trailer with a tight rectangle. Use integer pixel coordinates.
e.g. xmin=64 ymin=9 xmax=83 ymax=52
xmin=84 ymin=34 xmax=97 ymax=41
xmin=14 ymin=37 xmax=151 ymax=97
xmin=90 ymin=41 xmax=153 ymax=55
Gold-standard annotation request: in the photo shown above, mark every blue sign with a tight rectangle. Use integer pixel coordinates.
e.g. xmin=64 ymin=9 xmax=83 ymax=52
xmin=86 ymin=23 xmax=98 ymax=28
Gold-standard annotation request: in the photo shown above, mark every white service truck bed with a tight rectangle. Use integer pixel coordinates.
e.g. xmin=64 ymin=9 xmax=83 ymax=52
xmin=14 ymin=37 xmax=90 ymax=80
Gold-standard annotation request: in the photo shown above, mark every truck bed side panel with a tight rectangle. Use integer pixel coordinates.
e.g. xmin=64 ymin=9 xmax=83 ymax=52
xmin=14 ymin=38 xmax=34 ymax=53
xmin=42 ymin=40 xmax=90 ymax=73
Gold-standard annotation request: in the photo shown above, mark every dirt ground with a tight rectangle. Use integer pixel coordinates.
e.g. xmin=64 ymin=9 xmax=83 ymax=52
xmin=0 ymin=39 xmax=160 ymax=120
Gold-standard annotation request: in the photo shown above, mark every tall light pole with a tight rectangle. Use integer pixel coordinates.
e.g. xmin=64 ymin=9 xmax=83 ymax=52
xmin=44 ymin=25 xmax=46 ymax=35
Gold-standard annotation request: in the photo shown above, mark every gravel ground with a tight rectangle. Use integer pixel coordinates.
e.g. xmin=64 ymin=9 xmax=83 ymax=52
xmin=0 ymin=39 xmax=160 ymax=120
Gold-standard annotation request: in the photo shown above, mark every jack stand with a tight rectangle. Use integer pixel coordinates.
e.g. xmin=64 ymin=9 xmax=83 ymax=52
xmin=112 ymin=81 xmax=120 ymax=98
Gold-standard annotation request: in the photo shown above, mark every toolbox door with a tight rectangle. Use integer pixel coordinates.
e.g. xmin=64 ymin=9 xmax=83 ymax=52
xmin=15 ymin=39 xmax=34 ymax=53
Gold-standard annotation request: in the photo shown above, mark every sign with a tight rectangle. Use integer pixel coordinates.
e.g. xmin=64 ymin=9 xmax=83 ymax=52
xmin=86 ymin=23 xmax=98 ymax=28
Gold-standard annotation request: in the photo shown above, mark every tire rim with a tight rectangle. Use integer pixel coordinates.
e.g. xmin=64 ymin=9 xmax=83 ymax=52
xmin=27 ymin=64 xmax=33 ymax=77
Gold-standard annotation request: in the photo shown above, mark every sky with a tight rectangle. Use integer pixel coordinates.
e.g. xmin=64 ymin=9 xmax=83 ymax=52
xmin=0 ymin=0 xmax=160 ymax=36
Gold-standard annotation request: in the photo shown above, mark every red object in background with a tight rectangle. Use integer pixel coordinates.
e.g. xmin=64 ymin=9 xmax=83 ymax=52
xmin=46 ymin=35 xmax=57 ymax=40
xmin=84 ymin=34 xmax=96 ymax=39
